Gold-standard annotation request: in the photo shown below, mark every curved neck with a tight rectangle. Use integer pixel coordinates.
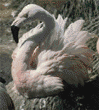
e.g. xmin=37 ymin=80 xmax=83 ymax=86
xmin=15 ymin=41 xmax=37 ymax=72
xmin=33 ymin=12 xmax=55 ymax=44
xmin=21 ymin=11 xmax=55 ymax=45
xmin=15 ymin=11 xmax=55 ymax=72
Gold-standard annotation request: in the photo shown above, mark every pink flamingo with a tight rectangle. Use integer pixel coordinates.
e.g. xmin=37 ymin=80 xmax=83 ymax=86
xmin=11 ymin=4 xmax=95 ymax=98
xmin=97 ymin=38 xmax=99 ymax=54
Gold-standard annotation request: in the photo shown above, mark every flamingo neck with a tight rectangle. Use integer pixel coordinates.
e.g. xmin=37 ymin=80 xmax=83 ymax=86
xmin=21 ymin=11 xmax=55 ymax=46
xmin=14 ymin=11 xmax=55 ymax=73
xmin=34 ymin=14 xmax=55 ymax=44
xmin=15 ymin=41 xmax=37 ymax=73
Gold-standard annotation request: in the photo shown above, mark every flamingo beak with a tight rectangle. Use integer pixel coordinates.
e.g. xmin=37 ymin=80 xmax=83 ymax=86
xmin=11 ymin=25 xmax=20 ymax=43
xmin=0 ymin=77 xmax=6 ymax=84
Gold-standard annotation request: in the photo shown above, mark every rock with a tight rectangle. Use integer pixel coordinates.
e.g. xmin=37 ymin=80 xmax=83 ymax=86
xmin=0 ymin=82 xmax=15 ymax=110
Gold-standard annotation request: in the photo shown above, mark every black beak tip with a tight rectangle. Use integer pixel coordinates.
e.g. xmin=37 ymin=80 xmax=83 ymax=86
xmin=11 ymin=25 xmax=20 ymax=43
xmin=0 ymin=77 xmax=6 ymax=84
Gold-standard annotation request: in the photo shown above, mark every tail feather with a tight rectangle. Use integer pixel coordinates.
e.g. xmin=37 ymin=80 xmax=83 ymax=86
xmin=72 ymin=20 xmax=85 ymax=32
xmin=43 ymin=75 xmax=64 ymax=95
xmin=74 ymin=31 xmax=91 ymax=45
xmin=63 ymin=20 xmax=85 ymax=44
xmin=56 ymin=14 xmax=68 ymax=31
xmin=62 ymin=21 xmax=94 ymax=70
xmin=18 ymin=71 xmax=64 ymax=98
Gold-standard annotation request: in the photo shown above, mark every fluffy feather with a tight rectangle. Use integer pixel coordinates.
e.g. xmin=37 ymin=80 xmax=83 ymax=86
xmin=11 ymin=4 xmax=96 ymax=98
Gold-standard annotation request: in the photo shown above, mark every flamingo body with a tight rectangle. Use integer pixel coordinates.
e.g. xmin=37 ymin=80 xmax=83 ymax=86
xmin=11 ymin=4 xmax=95 ymax=98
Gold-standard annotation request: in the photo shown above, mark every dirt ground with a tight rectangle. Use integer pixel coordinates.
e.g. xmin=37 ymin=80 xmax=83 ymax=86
xmin=0 ymin=0 xmax=16 ymax=84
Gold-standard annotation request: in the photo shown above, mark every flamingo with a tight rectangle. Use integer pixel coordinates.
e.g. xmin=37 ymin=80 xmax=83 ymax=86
xmin=97 ymin=38 xmax=99 ymax=54
xmin=11 ymin=4 xmax=95 ymax=98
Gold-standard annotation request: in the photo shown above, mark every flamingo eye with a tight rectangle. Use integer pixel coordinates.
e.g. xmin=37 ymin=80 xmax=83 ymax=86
xmin=23 ymin=13 xmax=28 ymax=18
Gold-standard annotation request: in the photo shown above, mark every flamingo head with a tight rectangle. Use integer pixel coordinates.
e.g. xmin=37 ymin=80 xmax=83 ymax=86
xmin=11 ymin=4 xmax=49 ymax=43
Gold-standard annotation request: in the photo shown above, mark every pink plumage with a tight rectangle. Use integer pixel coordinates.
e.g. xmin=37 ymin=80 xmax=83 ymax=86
xmin=11 ymin=4 xmax=96 ymax=98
